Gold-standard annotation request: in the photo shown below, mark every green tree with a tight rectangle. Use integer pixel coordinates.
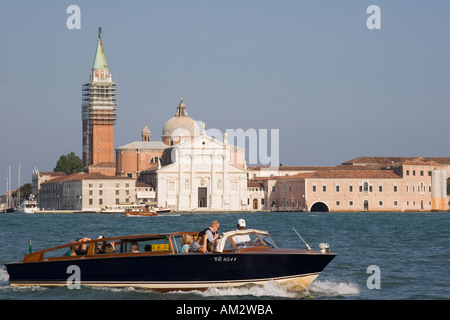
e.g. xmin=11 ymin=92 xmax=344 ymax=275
xmin=54 ymin=152 xmax=82 ymax=173
xmin=12 ymin=183 xmax=33 ymax=201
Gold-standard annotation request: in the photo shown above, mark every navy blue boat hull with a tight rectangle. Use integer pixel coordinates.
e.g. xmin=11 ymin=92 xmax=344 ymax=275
xmin=5 ymin=250 xmax=336 ymax=290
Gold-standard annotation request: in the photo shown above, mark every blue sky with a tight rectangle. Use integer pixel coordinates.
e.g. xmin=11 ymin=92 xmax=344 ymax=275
xmin=0 ymin=1 xmax=449 ymax=191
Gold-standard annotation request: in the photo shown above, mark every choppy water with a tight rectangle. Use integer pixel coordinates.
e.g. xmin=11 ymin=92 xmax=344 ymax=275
xmin=0 ymin=211 xmax=449 ymax=300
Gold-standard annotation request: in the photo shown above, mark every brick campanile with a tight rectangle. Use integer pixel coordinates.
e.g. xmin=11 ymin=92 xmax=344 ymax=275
xmin=81 ymin=28 xmax=117 ymax=169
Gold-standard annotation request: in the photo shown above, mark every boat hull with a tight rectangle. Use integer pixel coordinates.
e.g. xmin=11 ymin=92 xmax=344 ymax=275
xmin=5 ymin=251 xmax=335 ymax=291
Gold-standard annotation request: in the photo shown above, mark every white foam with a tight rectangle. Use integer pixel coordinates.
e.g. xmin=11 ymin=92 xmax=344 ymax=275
xmin=199 ymin=281 xmax=297 ymax=298
xmin=307 ymin=279 xmax=360 ymax=297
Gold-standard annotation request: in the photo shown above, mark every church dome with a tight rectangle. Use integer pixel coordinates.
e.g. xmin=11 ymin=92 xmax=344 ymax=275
xmin=162 ymin=98 xmax=200 ymax=143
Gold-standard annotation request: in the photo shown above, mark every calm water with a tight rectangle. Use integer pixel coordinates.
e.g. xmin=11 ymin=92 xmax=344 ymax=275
xmin=0 ymin=211 xmax=449 ymax=300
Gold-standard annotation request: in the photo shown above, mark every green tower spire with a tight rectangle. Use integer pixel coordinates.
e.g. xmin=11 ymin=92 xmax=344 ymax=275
xmin=92 ymin=27 xmax=108 ymax=70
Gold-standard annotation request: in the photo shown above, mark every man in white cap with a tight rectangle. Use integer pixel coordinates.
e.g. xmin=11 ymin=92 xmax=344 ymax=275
xmin=232 ymin=219 xmax=251 ymax=246
xmin=237 ymin=219 xmax=246 ymax=230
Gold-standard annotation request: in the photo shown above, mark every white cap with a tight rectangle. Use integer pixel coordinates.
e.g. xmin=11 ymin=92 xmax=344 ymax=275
xmin=238 ymin=219 xmax=246 ymax=227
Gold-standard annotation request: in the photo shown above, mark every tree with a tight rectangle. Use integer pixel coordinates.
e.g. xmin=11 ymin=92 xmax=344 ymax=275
xmin=12 ymin=183 xmax=32 ymax=201
xmin=54 ymin=152 xmax=82 ymax=173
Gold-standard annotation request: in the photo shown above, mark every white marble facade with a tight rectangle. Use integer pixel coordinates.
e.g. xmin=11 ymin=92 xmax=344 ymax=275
xmin=151 ymin=132 xmax=248 ymax=211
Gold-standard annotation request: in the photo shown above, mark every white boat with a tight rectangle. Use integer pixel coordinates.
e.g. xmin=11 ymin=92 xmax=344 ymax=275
xmin=101 ymin=203 xmax=170 ymax=214
xmin=18 ymin=195 xmax=38 ymax=214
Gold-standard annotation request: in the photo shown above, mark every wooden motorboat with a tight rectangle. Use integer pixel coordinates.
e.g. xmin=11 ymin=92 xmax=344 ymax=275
xmin=5 ymin=229 xmax=336 ymax=291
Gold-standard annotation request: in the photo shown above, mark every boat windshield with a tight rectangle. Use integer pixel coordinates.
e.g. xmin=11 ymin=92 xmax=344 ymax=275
xmin=217 ymin=229 xmax=277 ymax=252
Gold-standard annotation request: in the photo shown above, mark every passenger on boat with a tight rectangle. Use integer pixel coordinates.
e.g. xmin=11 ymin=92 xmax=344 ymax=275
xmin=232 ymin=219 xmax=251 ymax=246
xmin=189 ymin=231 xmax=208 ymax=253
xmin=103 ymin=243 xmax=114 ymax=254
xmin=64 ymin=241 xmax=77 ymax=256
xmin=130 ymin=242 xmax=139 ymax=253
xmin=96 ymin=235 xmax=106 ymax=254
xmin=205 ymin=220 xmax=220 ymax=249
xmin=75 ymin=237 xmax=91 ymax=255
xmin=181 ymin=234 xmax=193 ymax=253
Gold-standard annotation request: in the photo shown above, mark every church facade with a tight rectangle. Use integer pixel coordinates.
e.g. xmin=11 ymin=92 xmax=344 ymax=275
xmin=116 ymin=98 xmax=248 ymax=211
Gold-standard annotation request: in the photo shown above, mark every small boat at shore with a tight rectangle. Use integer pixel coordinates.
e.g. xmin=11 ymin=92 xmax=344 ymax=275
xmin=18 ymin=195 xmax=38 ymax=214
xmin=4 ymin=229 xmax=336 ymax=291
xmin=124 ymin=205 xmax=171 ymax=217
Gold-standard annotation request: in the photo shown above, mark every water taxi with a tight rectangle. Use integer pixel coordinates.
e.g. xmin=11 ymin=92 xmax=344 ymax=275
xmin=5 ymin=229 xmax=336 ymax=291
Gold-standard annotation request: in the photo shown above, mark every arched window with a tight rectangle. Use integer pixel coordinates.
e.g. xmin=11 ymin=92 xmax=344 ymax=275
xmin=150 ymin=156 xmax=160 ymax=164
xmin=363 ymin=182 xmax=369 ymax=194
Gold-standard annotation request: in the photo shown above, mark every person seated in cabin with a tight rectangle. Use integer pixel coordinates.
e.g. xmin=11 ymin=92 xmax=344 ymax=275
xmin=103 ymin=243 xmax=114 ymax=254
xmin=130 ymin=242 xmax=139 ymax=253
xmin=96 ymin=235 xmax=106 ymax=254
xmin=189 ymin=231 xmax=208 ymax=253
xmin=75 ymin=237 xmax=91 ymax=255
xmin=204 ymin=220 xmax=220 ymax=250
xmin=181 ymin=234 xmax=193 ymax=253
xmin=64 ymin=241 xmax=77 ymax=256
xmin=144 ymin=244 xmax=152 ymax=252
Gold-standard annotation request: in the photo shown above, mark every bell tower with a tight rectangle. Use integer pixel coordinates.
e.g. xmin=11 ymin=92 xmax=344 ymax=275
xmin=82 ymin=28 xmax=117 ymax=169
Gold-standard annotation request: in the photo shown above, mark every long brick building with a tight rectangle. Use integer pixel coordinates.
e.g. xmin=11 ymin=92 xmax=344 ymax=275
xmin=249 ymin=157 xmax=450 ymax=212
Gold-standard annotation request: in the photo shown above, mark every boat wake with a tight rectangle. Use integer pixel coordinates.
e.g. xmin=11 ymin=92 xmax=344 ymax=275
xmin=307 ymin=279 xmax=361 ymax=297
xmin=196 ymin=279 xmax=361 ymax=299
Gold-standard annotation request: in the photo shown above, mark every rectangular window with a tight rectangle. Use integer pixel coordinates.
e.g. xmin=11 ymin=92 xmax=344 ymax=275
xmin=349 ymin=201 xmax=353 ymax=206
xmin=349 ymin=185 xmax=353 ymax=192
xmin=394 ymin=185 xmax=398 ymax=192
xmin=322 ymin=185 xmax=327 ymax=192
xmin=312 ymin=185 xmax=317 ymax=192
xmin=379 ymin=186 xmax=383 ymax=192
xmin=336 ymin=185 xmax=340 ymax=192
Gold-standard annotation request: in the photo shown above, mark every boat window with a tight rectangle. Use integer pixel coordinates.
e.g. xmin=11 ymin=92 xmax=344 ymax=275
xmin=120 ymin=236 xmax=171 ymax=254
xmin=229 ymin=232 xmax=277 ymax=250
xmin=42 ymin=240 xmax=91 ymax=259
xmin=259 ymin=234 xmax=277 ymax=248
xmin=222 ymin=237 xmax=237 ymax=251
xmin=171 ymin=233 xmax=198 ymax=253
xmin=94 ymin=240 xmax=118 ymax=254
xmin=42 ymin=244 xmax=79 ymax=259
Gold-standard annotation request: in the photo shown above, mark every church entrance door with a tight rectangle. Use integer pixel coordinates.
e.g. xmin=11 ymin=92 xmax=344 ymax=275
xmin=253 ymin=198 xmax=258 ymax=210
xmin=198 ymin=187 xmax=207 ymax=207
